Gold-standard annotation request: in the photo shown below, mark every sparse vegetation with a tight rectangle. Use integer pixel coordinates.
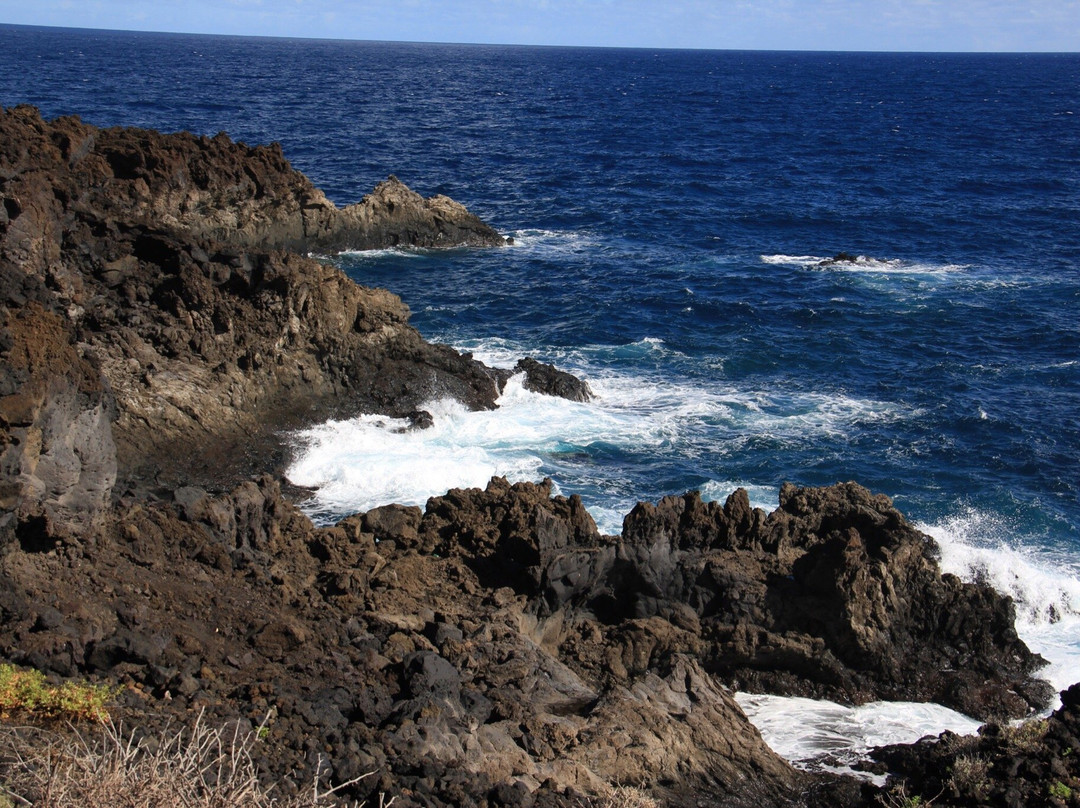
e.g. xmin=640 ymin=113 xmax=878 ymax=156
xmin=1049 ymin=780 xmax=1074 ymax=801
xmin=599 ymin=785 xmax=660 ymax=808
xmin=948 ymin=753 xmax=990 ymax=800
xmin=0 ymin=712 xmax=389 ymax=807
xmin=0 ymin=664 xmax=116 ymax=723
xmin=878 ymin=782 xmax=937 ymax=808
xmin=1001 ymin=718 xmax=1049 ymax=752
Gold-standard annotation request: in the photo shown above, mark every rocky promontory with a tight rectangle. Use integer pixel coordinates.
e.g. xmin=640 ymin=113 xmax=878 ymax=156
xmin=0 ymin=105 xmax=566 ymax=516
xmin=0 ymin=106 xmax=1065 ymax=808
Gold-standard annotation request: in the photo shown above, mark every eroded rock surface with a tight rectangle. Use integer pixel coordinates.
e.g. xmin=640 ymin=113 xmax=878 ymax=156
xmin=0 ymin=477 xmax=827 ymax=807
xmin=0 ymin=105 xmax=551 ymax=502
xmin=0 ymin=106 xmax=1063 ymax=808
xmin=404 ymin=479 xmax=1049 ymax=722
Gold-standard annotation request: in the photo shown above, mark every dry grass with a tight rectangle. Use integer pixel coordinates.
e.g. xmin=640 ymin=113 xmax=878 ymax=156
xmin=597 ymin=785 xmax=660 ymax=808
xmin=1001 ymin=718 xmax=1049 ymax=753
xmin=0 ymin=712 xmax=390 ymax=808
xmin=948 ymin=753 xmax=990 ymax=800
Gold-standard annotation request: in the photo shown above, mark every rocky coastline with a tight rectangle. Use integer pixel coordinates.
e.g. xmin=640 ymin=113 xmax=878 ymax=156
xmin=1 ymin=106 xmax=1075 ymax=807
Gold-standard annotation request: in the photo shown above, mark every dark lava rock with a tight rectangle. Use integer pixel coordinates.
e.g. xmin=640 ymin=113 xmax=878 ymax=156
xmin=818 ymin=251 xmax=863 ymax=265
xmin=512 ymin=357 xmax=593 ymax=402
xmin=0 ymin=105 xmax=1066 ymax=808
xmin=871 ymin=682 xmax=1080 ymax=807
xmin=0 ymin=106 xmax=585 ymax=500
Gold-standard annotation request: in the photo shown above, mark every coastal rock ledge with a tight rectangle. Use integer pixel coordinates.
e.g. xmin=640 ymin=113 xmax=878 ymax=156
xmin=0 ymin=106 xmax=1064 ymax=808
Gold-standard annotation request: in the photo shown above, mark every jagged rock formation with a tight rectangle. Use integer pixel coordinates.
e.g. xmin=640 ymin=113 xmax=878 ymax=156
xmin=1 ymin=105 xmax=504 ymax=256
xmin=0 ymin=106 xmax=1063 ymax=808
xmin=0 ymin=476 xmax=858 ymax=808
xmin=403 ymin=479 xmax=1050 ymax=722
xmin=0 ymin=105 xmax=553 ymax=511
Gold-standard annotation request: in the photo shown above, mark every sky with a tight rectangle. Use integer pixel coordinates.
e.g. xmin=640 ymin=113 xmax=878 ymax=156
xmin=2 ymin=0 xmax=1079 ymax=52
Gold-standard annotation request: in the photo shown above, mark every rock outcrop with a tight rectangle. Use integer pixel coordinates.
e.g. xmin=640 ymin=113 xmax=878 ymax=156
xmin=871 ymin=682 xmax=1080 ymax=808
xmin=0 ymin=477 xmax=820 ymax=808
xmin=0 ymin=106 xmax=1063 ymax=808
xmin=2 ymin=472 xmax=1051 ymax=806
xmin=0 ymin=105 xmax=504 ymax=257
xmin=0 ymin=105 xmax=543 ymax=504
xmin=404 ymin=479 xmax=1049 ymax=723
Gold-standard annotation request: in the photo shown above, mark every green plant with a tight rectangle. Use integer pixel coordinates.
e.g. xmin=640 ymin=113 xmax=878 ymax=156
xmin=1049 ymin=781 xmax=1073 ymax=800
xmin=878 ymin=783 xmax=938 ymax=808
xmin=0 ymin=664 xmax=116 ymax=722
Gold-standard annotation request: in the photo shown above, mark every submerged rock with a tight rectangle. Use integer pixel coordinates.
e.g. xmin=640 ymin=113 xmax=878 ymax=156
xmin=817 ymin=251 xmax=863 ymax=265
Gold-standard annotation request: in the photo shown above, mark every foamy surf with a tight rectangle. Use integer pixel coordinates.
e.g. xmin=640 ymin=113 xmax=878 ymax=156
xmin=734 ymin=693 xmax=982 ymax=780
xmin=287 ymin=378 xmax=567 ymax=523
xmin=919 ymin=508 xmax=1080 ymax=697
xmin=505 ymin=228 xmax=603 ymax=254
xmin=737 ymin=508 xmax=1080 ymax=773
xmin=286 ymin=352 xmax=912 ymax=535
xmin=761 ymin=253 xmax=966 ymax=275
xmin=285 ymin=361 xmax=1080 ymax=772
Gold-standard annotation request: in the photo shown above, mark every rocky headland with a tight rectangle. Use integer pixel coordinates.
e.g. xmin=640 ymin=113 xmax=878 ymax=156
xmin=0 ymin=106 xmax=1069 ymax=807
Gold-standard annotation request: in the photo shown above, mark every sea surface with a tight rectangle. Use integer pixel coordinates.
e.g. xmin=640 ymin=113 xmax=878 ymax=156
xmin=4 ymin=24 xmax=1079 ymax=772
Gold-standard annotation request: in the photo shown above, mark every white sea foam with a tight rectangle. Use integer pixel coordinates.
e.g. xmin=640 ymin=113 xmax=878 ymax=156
xmin=286 ymin=349 xmax=1079 ymax=771
xmin=760 ymin=254 xmax=826 ymax=266
xmin=327 ymin=247 xmax=426 ymax=260
xmin=448 ymin=336 xmax=527 ymax=369
xmin=505 ymin=228 xmax=602 ymax=254
xmin=918 ymin=508 xmax=1080 ymax=697
xmin=287 ymin=377 xmax=576 ymax=521
xmin=760 ymin=253 xmax=966 ymax=276
xmin=737 ymin=508 xmax=1080 ymax=772
xmin=698 ymin=480 xmax=779 ymax=512
xmin=735 ymin=693 xmax=982 ymax=779
xmin=288 ymin=346 xmax=913 ymax=536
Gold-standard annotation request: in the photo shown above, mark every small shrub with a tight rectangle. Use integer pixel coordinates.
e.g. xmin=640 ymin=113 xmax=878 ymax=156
xmin=948 ymin=754 xmax=990 ymax=799
xmin=599 ymin=785 xmax=660 ymax=808
xmin=878 ymin=783 xmax=935 ymax=808
xmin=1049 ymin=780 xmax=1073 ymax=801
xmin=1001 ymin=718 xmax=1048 ymax=753
xmin=0 ymin=664 xmax=115 ymax=722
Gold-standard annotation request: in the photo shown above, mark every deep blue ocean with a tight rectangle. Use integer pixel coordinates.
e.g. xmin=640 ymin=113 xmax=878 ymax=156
xmin=4 ymin=23 xmax=1079 ymax=765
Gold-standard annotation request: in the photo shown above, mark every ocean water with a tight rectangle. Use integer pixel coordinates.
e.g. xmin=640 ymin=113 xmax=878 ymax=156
xmin=4 ymin=24 xmax=1079 ymax=769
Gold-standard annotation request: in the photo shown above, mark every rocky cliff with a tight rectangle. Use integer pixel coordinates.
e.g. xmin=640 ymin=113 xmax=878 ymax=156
xmin=0 ymin=105 xmax=567 ymax=512
xmin=0 ymin=107 xmax=1063 ymax=808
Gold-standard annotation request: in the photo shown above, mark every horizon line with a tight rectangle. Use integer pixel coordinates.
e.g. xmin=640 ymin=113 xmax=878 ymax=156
xmin=3 ymin=21 xmax=1077 ymax=56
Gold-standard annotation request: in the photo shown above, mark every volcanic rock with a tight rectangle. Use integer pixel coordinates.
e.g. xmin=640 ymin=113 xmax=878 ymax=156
xmin=871 ymin=682 xmax=1080 ymax=807
xmin=410 ymin=478 xmax=1049 ymax=721
xmin=0 ymin=105 xmax=577 ymax=503
xmin=512 ymin=357 xmax=593 ymax=402
xmin=0 ymin=105 xmax=1063 ymax=808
